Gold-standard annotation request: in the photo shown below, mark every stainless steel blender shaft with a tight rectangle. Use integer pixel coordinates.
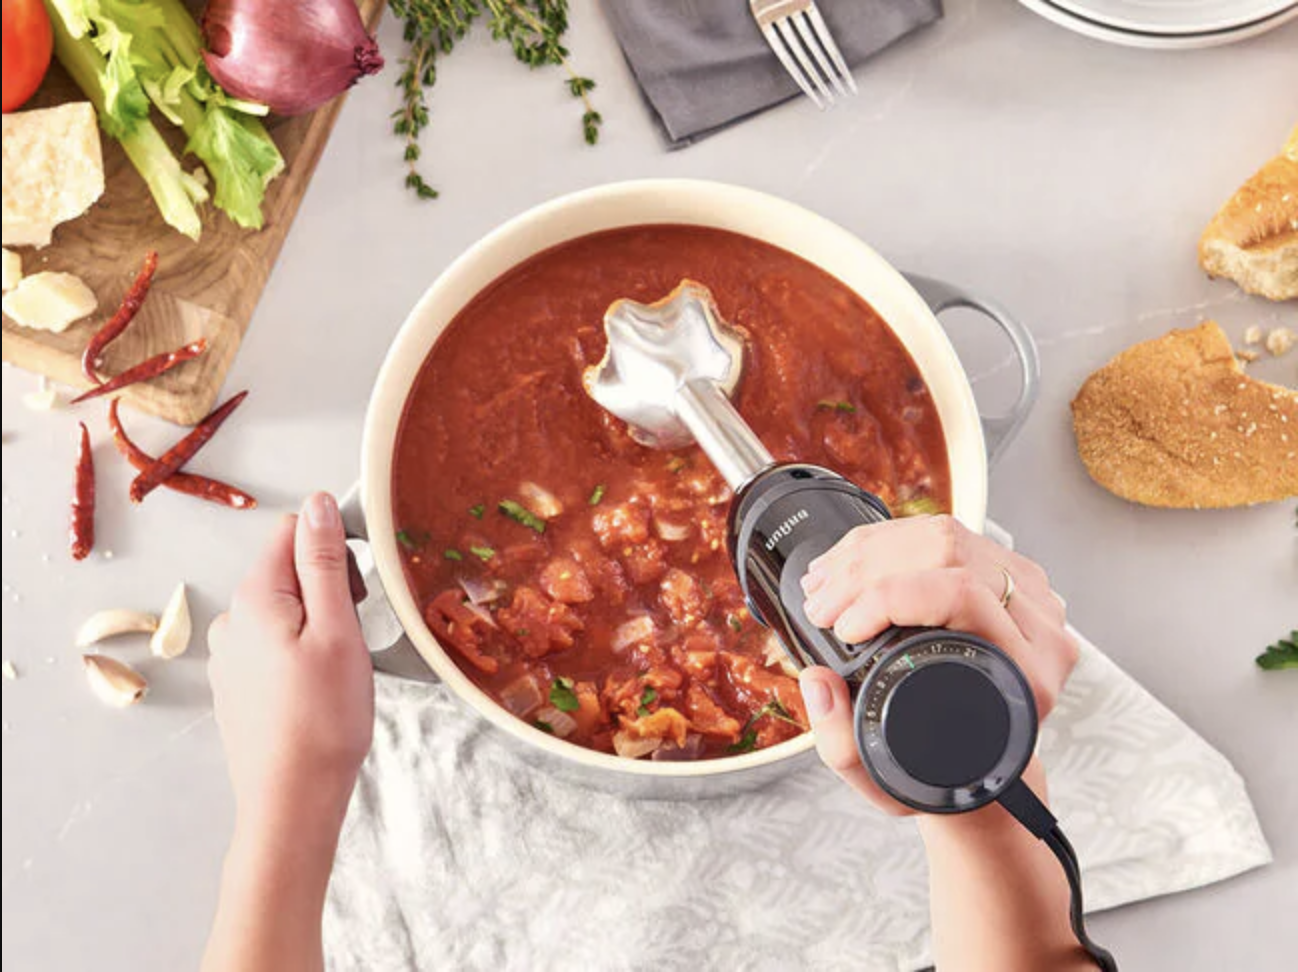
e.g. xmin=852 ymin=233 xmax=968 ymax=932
xmin=675 ymin=379 xmax=774 ymax=490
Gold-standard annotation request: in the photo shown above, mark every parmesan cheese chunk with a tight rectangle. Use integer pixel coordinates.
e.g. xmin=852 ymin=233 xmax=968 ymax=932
xmin=2 ymin=272 xmax=98 ymax=332
xmin=1 ymin=248 xmax=20 ymax=292
xmin=1 ymin=103 xmax=105 ymax=248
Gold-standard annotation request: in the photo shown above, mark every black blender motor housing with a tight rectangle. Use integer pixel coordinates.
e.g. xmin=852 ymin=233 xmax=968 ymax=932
xmin=726 ymin=463 xmax=1037 ymax=813
xmin=727 ymin=464 xmax=1118 ymax=970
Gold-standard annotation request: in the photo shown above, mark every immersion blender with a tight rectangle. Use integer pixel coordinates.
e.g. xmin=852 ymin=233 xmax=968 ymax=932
xmin=584 ymin=281 xmax=1116 ymax=971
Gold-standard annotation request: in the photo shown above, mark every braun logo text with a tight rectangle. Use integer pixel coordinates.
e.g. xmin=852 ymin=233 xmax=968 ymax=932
xmin=765 ymin=509 xmax=810 ymax=551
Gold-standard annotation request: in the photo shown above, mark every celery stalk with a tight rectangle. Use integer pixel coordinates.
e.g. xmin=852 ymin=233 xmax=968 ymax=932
xmin=47 ymin=3 xmax=206 ymax=241
xmin=89 ymin=0 xmax=284 ymax=230
xmin=46 ymin=0 xmax=284 ymax=232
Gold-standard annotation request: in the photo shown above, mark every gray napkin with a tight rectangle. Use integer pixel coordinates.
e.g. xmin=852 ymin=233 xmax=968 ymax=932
xmin=602 ymin=0 xmax=944 ymax=146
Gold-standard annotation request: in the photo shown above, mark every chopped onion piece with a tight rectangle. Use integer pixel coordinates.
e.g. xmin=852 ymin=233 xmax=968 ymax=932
xmin=463 ymin=601 xmax=498 ymax=630
xmin=611 ymin=615 xmax=655 ymax=653
xmin=651 ymin=733 xmax=704 ymax=761
xmin=499 ymin=674 xmax=544 ymax=717
xmin=534 ymin=705 xmax=578 ymax=738
xmin=763 ymin=632 xmax=799 ymax=677
xmin=653 ymin=515 xmax=692 ymax=542
xmin=458 ymin=575 xmax=506 ymax=605
xmin=519 ymin=481 xmax=563 ymax=519
xmin=613 ymin=732 xmax=661 ymax=759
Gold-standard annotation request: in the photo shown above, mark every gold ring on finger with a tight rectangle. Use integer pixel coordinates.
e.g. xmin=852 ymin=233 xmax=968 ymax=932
xmin=996 ymin=564 xmax=1015 ymax=610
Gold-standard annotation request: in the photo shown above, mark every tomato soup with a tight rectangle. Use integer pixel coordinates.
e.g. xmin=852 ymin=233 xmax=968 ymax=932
xmin=392 ymin=226 xmax=950 ymax=760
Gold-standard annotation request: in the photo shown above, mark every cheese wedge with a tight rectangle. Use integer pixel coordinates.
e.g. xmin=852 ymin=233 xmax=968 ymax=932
xmin=1 ymin=248 xmax=20 ymax=292
xmin=1 ymin=102 xmax=106 ymax=248
xmin=2 ymin=272 xmax=97 ymax=332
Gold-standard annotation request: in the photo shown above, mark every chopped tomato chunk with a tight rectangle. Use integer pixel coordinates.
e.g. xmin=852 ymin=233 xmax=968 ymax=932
xmin=621 ymin=538 xmax=667 ymax=584
xmin=498 ymin=587 xmax=583 ymax=658
xmin=571 ymin=680 xmax=606 ymax=737
xmin=592 ymin=500 xmax=650 ymax=549
xmin=568 ymin=540 xmax=629 ymax=606
xmin=619 ymin=707 xmax=691 ymax=747
xmin=602 ymin=673 xmax=645 ymax=719
xmin=425 ymin=590 xmax=499 ymax=674
xmin=720 ymin=652 xmax=809 ymax=736
xmin=684 ymin=684 xmax=741 ymax=741
xmin=659 ymin=567 xmax=710 ymax=627
xmin=540 ymin=557 xmax=594 ymax=603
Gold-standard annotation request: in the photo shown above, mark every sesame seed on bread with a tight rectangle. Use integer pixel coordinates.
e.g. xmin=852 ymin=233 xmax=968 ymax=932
xmin=1070 ymin=321 xmax=1298 ymax=508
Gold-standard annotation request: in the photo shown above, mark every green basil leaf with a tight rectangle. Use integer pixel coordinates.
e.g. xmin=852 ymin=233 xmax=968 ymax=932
xmin=550 ymin=676 xmax=580 ymax=712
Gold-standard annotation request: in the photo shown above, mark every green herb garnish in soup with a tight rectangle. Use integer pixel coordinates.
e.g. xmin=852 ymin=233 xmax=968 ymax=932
xmin=637 ymin=685 xmax=657 ymax=716
xmin=588 ymin=484 xmax=606 ymax=506
xmin=444 ymin=548 xmax=464 ymax=561
xmin=469 ymin=504 xmax=485 ymax=519
xmin=469 ymin=544 xmax=495 ymax=562
xmin=499 ymin=499 xmax=546 ymax=533
xmin=550 ymin=677 xmax=579 ymax=712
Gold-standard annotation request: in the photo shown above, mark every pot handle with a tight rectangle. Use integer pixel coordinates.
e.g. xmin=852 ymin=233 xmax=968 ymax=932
xmin=903 ymin=273 xmax=1040 ymax=468
xmin=339 ymin=484 xmax=439 ymax=681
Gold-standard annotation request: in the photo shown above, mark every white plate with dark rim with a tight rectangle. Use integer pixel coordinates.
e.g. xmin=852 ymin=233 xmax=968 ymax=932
xmin=1017 ymin=0 xmax=1298 ymax=47
xmin=1051 ymin=0 xmax=1292 ymax=33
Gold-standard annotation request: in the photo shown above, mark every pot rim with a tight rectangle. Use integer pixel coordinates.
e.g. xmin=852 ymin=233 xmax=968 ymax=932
xmin=360 ymin=179 xmax=988 ymax=778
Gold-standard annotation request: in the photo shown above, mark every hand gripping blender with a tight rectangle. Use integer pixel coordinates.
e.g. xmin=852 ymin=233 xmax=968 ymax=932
xmin=584 ymin=281 xmax=1116 ymax=971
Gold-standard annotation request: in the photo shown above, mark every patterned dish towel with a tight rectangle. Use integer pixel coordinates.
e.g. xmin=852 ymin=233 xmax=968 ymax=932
xmin=324 ymin=528 xmax=1271 ymax=971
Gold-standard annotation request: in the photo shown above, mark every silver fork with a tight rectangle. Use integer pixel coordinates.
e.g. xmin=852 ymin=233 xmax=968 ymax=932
xmin=750 ymin=0 xmax=858 ymax=110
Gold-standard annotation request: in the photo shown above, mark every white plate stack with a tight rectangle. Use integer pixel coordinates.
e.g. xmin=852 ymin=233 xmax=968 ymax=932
xmin=1017 ymin=0 xmax=1298 ymax=47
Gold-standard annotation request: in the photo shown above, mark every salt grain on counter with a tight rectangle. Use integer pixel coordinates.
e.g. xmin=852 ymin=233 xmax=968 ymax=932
xmin=2 ymin=660 xmax=17 ymax=680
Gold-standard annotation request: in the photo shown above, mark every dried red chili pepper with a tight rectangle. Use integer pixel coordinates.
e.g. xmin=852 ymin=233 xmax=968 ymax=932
xmin=81 ymin=250 xmax=160 ymax=383
xmin=70 ymin=422 xmax=95 ymax=561
xmin=107 ymin=399 xmax=257 ymax=510
xmin=72 ymin=338 xmax=208 ymax=405
xmin=128 ymin=390 xmax=249 ymax=505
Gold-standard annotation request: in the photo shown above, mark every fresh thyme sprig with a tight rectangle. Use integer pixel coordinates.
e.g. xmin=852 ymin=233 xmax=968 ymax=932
xmin=390 ymin=0 xmax=601 ymax=199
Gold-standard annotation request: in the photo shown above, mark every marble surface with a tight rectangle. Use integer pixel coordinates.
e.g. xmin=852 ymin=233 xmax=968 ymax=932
xmin=2 ymin=2 xmax=1295 ymax=969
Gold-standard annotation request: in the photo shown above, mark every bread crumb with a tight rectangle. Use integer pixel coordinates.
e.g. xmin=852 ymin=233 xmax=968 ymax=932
xmin=1265 ymin=327 xmax=1294 ymax=357
xmin=1 ymin=659 xmax=17 ymax=680
xmin=1236 ymin=348 xmax=1261 ymax=363
xmin=1243 ymin=325 xmax=1263 ymax=345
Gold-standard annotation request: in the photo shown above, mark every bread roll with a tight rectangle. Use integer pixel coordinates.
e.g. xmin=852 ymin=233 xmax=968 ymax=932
xmin=1198 ymin=125 xmax=1298 ymax=301
xmin=1071 ymin=321 xmax=1298 ymax=508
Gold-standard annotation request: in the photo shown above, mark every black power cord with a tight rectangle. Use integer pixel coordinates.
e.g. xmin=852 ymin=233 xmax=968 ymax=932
xmin=998 ymin=779 xmax=1119 ymax=972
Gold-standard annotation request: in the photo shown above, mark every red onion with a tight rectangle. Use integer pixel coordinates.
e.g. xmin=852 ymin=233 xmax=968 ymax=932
xmin=201 ymin=0 xmax=383 ymax=117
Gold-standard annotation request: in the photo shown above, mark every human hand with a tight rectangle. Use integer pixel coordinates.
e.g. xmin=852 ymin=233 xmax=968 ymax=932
xmin=796 ymin=515 xmax=1079 ymax=816
xmin=208 ymin=492 xmax=374 ymax=834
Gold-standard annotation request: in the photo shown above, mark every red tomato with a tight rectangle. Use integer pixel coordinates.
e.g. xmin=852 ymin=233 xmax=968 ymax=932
xmin=2 ymin=0 xmax=53 ymax=113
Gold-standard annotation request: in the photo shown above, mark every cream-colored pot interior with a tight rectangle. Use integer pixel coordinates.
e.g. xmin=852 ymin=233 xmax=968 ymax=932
xmin=360 ymin=180 xmax=989 ymax=785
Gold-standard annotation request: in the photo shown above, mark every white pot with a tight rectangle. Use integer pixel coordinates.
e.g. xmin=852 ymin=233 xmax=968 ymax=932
xmin=346 ymin=180 xmax=1038 ymax=799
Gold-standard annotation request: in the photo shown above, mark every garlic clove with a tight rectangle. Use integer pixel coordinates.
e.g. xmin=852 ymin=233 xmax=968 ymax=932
xmin=75 ymin=609 xmax=160 ymax=649
xmin=82 ymin=654 xmax=148 ymax=707
xmin=150 ymin=583 xmax=192 ymax=659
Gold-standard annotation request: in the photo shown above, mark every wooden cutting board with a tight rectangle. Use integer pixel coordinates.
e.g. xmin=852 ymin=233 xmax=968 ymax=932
xmin=2 ymin=0 xmax=386 ymax=425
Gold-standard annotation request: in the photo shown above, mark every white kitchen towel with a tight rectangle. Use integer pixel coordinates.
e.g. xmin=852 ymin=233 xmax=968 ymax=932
xmin=324 ymin=539 xmax=1271 ymax=971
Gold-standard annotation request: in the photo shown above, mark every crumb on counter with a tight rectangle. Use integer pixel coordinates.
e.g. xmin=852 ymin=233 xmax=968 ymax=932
xmin=1265 ymin=326 xmax=1294 ymax=357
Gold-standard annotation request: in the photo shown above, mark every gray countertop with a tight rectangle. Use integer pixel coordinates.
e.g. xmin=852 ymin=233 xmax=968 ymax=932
xmin=3 ymin=2 xmax=1296 ymax=969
